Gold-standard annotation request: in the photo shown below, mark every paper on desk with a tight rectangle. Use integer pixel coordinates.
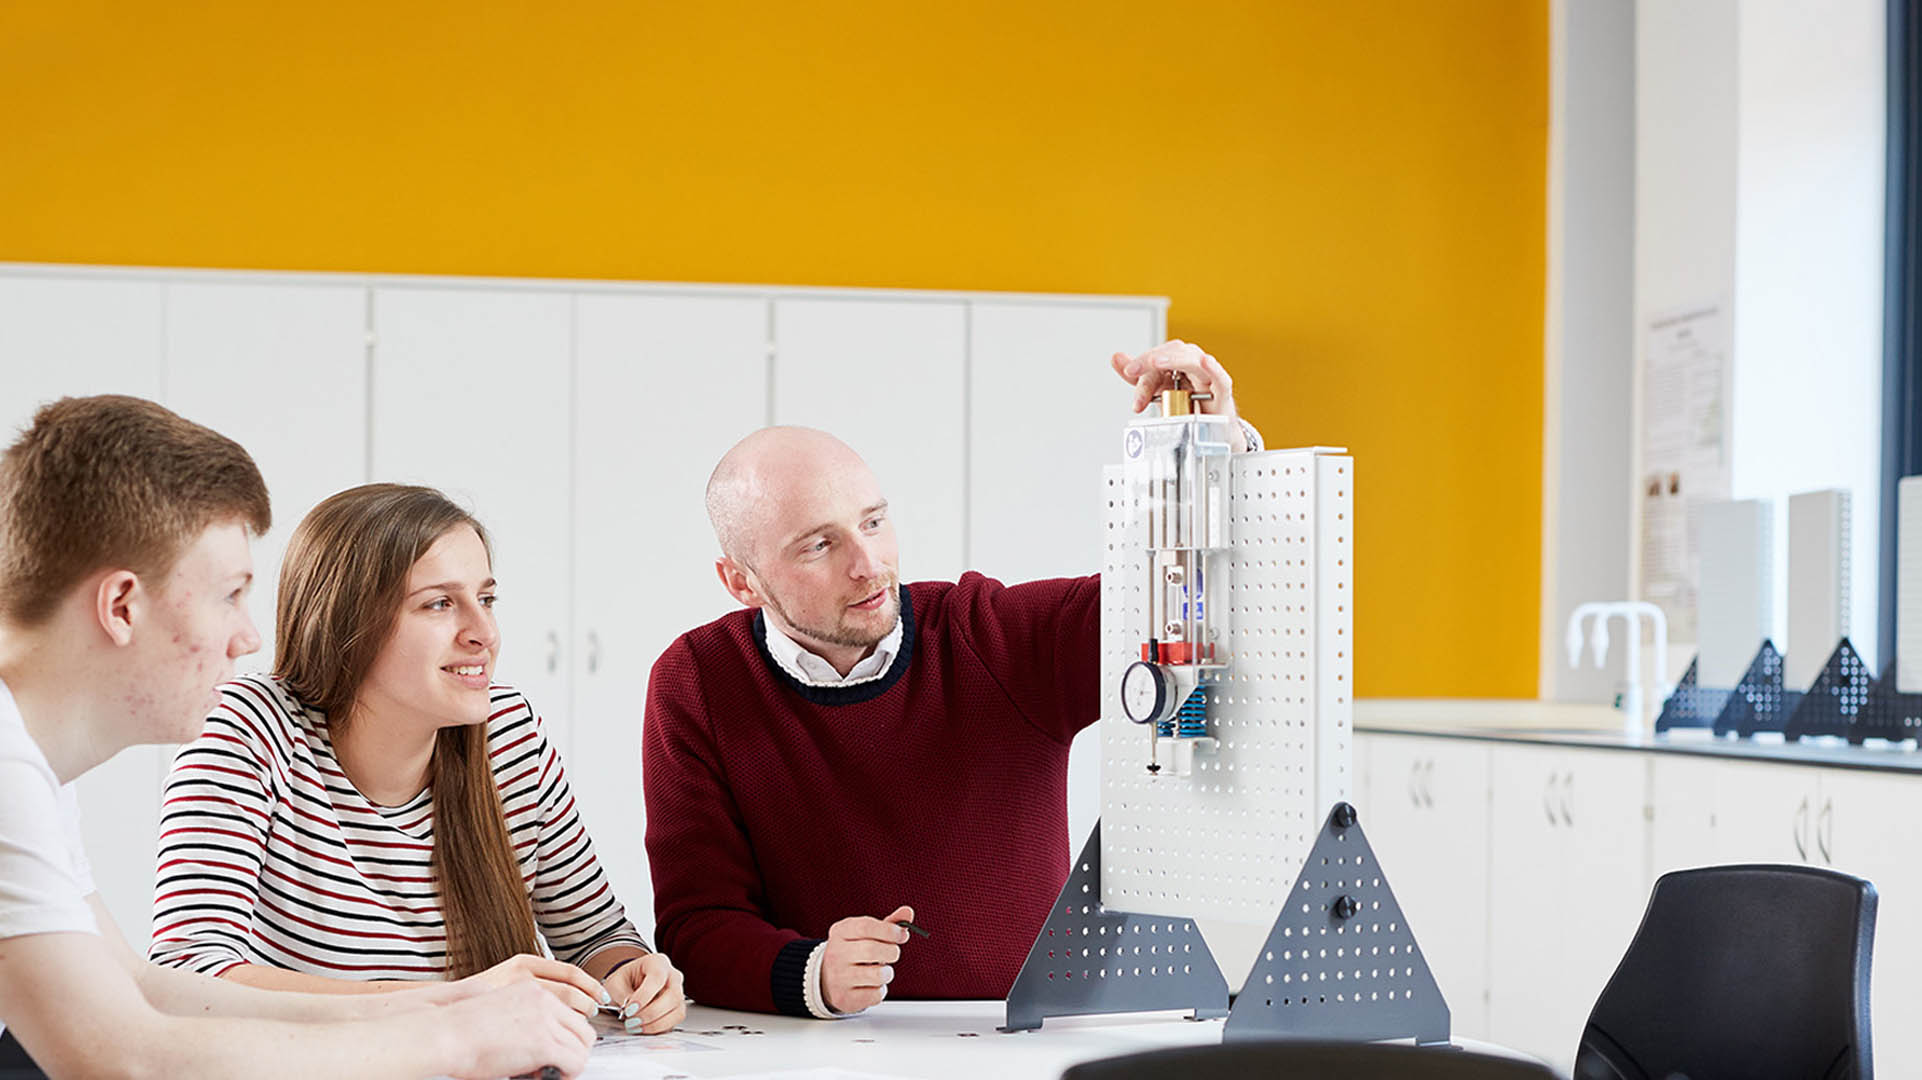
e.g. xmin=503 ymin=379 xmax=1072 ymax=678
xmin=722 ymin=1071 xmax=925 ymax=1080
xmin=722 ymin=1060 xmax=926 ymax=1068
xmin=578 ymin=1060 xmax=688 ymax=1080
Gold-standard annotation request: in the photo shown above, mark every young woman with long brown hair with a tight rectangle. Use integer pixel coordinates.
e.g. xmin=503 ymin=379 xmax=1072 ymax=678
xmin=147 ymin=483 xmax=685 ymax=1037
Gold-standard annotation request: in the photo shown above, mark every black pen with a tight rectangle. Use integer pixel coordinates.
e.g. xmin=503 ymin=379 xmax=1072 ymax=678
xmin=894 ymin=919 xmax=931 ymax=938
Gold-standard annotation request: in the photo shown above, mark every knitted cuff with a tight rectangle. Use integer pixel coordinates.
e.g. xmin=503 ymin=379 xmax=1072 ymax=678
xmin=770 ymin=937 xmax=826 ymax=1018
xmin=801 ymin=941 xmax=843 ymax=1019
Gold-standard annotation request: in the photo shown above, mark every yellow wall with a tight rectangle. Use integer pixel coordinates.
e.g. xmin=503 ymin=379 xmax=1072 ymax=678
xmin=0 ymin=2 xmax=1547 ymax=697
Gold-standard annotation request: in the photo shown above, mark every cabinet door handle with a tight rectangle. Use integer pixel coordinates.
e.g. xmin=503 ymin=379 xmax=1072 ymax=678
xmin=546 ymin=630 xmax=561 ymax=675
xmin=586 ymin=630 xmax=601 ymax=675
xmin=1793 ymin=796 xmax=1809 ymax=861
xmin=1817 ymin=797 xmax=1834 ymax=864
xmin=1420 ymin=759 xmax=1436 ymax=808
xmin=1543 ymin=773 xmax=1559 ymax=826
xmin=1559 ymin=770 xmax=1575 ymax=827
xmin=1409 ymin=760 xmax=1421 ymax=809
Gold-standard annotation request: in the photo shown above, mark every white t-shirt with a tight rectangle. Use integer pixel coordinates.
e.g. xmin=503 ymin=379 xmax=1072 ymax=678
xmin=0 ymin=676 xmax=98 ymax=1041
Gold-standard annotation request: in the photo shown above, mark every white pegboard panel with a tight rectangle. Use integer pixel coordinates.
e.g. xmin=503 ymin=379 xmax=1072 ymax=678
xmin=1100 ymin=448 xmax=1354 ymax=924
xmin=1786 ymin=488 xmax=1850 ymax=691
xmin=1697 ymin=498 xmax=1775 ymax=688
xmin=1900 ymin=477 xmax=1922 ymax=693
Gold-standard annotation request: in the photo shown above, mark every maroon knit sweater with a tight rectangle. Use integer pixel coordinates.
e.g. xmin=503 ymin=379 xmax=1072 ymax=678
xmin=642 ymin=572 xmax=1101 ymax=1015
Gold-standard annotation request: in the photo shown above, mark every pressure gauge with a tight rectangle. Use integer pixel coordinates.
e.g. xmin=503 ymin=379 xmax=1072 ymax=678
xmin=1121 ymin=660 xmax=1179 ymax=725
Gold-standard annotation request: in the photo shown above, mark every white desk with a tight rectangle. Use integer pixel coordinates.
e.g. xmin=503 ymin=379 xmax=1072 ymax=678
xmin=582 ymin=1002 xmax=1215 ymax=1079
xmin=582 ymin=1002 xmax=1534 ymax=1079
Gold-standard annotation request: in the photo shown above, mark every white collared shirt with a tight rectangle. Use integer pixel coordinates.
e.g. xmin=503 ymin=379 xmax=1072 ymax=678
xmin=762 ymin=610 xmax=905 ymax=687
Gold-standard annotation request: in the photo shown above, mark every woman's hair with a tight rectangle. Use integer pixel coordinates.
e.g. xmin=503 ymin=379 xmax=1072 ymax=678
xmin=274 ymin=482 xmax=539 ymax=977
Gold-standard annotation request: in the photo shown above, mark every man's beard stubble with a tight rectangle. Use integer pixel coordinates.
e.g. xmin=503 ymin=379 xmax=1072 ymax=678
xmin=765 ymin=578 xmax=900 ymax=650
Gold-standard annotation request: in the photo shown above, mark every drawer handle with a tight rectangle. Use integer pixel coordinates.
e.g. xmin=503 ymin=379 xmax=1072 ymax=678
xmin=1409 ymin=760 xmax=1421 ymax=809
xmin=1793 ymin=796 xmax=1809 ymax=861
xmin=1558 ymin=771 xmax=1574 ymax=827
xmin=546 ymin=630 xmax=561 ymax=675
xmin=586 ymin=629 xmax=601 ymax=675
xmin=1420 ymin=759 xmax=1436 ymax=809
xmin=1543 ymin=773 xmax=1559 ymax=826
xmin=1816 ymin=798 xmax=1834 ymax=864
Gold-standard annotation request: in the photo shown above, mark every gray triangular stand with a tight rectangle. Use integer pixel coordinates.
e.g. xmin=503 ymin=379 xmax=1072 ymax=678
xmin=1000 ymin=821 xmax=1230 ymax=1032
xmin=1225 ymin=802 xmax=1450 ymax=1046
xmin=1713 ymin=640 xmax=1786 ymax=738
xmin=1784 ymin=639 xmax=1874 ymax=741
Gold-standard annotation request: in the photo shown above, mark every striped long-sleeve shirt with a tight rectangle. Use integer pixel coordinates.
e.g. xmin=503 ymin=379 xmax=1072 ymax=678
xmin=149 ymin=675 xmax=647 ymax=980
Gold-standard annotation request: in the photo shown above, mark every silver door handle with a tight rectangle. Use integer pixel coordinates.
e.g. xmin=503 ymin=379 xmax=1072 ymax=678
xmin=1558 ymin=771 xmax=1574 ymax=827
xmin=586 ymin=630 xmax=601 ymax=675
xmin=1409 ymin=760 xmax=1421 ymax=809
xmin=1543 ymin=773 xmax=1559 ymax=826
xmin=1793 ymin=796 xmax=1809 ymax=861
xmin=546 ymin=630 xmax=560 ymax=675
xmin=1419 ymin=759 xmax=1436 ymax=809
xmin=1816 ymin=797 xmax=1834 ymax=864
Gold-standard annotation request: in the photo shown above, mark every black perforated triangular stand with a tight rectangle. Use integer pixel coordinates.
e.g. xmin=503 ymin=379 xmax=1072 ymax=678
xmin=1225 ymin=803 xmax=1449 ymax=1046
xmin=1784 ymin=639 xmax=1873 ymax=741
xmin=1655 ymin=657 xmax=1728 ymax=733
xmin=1000 ymin=821 xmax=1230 ymax=1032
xmin=1856 ymin=660 xmax=1922 ymax=745
xmin=1712 ymin=640 xmax=1786 ymax=738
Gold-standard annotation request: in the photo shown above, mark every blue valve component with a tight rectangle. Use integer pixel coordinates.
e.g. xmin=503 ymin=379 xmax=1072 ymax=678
xmin=1156 ymin=686 xmax=1211 ymax=739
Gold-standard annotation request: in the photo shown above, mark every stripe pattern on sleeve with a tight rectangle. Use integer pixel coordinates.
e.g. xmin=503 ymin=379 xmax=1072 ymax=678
xmin=150 ymin=675 xmax=646 ymax=980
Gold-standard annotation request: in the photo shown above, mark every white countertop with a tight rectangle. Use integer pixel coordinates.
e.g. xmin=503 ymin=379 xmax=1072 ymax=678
xmin=579 ymin=1002 xmax=1531 ymax=1079
xmin=1354 ymin=698 xmax=1922 ymax=772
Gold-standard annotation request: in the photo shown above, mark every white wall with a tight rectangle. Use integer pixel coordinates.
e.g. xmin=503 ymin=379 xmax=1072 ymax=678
xmin=1729 ymin=0 xmax=1886 ymax=672
xmin=1542 ymin=0 xmax=1636 ymax=703
xmin=1633 ymin=0 xmax=1741 ymax=685
xmin=1551 ymin=0 xmax=1887 ymax=697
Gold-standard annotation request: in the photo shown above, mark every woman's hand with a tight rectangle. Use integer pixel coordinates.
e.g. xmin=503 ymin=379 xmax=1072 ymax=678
xmin=603 ymin=953 xmax=687 ymax=1035
xmin=451 ymin=954 xmax=609 ymax=1018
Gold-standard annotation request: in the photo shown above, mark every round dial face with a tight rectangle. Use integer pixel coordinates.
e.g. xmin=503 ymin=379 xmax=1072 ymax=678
xmin=1121 ymin=660 xmax=1171 ymax=724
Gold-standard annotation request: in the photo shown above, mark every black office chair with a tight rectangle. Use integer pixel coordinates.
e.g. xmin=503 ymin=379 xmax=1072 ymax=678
xmin=1061 ymin=1041 xmax=1560 ymax=1079
xmin=1573 ymin=863 xmax=1876 ymax=1080
xmin=0 ymin=1029 xmax=46 ymax=1080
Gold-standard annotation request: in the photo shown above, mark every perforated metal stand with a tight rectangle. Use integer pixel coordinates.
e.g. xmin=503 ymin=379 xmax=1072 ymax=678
xmin=1000 ymin=822 xmax=1230 ymax=1032
xmin=1225 ymin=803 xmax=1449 ymax=1046
xmin=1656 ymin=658 xmax=1726 ymax=733
xmin=1712 ymin=640 xmax=1786 ymax=738
xmin=1855 ymin=660 xmax=1922 ymax=744
xmin=1784 ymin=639 xmax=1874 ymax=741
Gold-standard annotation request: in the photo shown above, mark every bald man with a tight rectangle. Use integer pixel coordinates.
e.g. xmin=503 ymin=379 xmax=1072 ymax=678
xmin=642 ymin=342 xmax=1261 ymax=1018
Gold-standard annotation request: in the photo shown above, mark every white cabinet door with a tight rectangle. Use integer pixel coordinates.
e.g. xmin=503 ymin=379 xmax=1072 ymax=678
xmin=1647 ymin=755 xmax=1720 ymax=877
xmin=1361 ymin=735 xmax=1493 ymax=1039
xmin=0 ymin=276 xmax=168 ymax=944
xmin=1555 ymin=749 xmax=1651 ymax=1064
xmin=1487 ymin=745 xmax=1648 ymax=1072
xmin=570 ymin=292 xmax=769 ymax=938
xmin=371 ymin=288 xmax=575 ymax=750
xmin=968 ymin=301 xmax=1155 ymax=874
xmin=0 ymin=275 xmax=164 ymax=431
xmin=1486 ymin=745 xmax=1569 ymax=1061
xmin=771 ymin=299 xmax=966 ymax=583
xmin=1815 ymin=769 xmax=1922 ymax=1075
xmin=966 ymin=302 xmax=1150 ymax=583
xmin=1710 ymin=760 xmax=1819 ymax=865
xmin=163 ymin=282 xmax=369 ymax=674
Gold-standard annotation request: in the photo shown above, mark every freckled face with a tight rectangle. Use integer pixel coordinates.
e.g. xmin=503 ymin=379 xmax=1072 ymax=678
xmin=140 ymin=521 xmax=263 ymax=743
xmin=354 ymin=526 xmax=501 ymax=732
